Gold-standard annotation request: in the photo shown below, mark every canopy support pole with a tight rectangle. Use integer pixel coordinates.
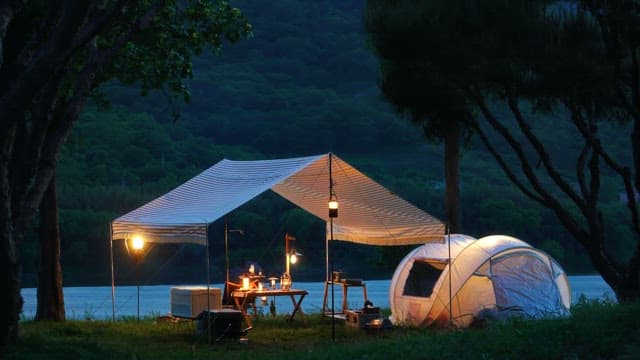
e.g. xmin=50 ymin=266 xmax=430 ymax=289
xmin=205 ymin=222 xmax=211 ymax=344
xmin=110 ymin=223 xmax=116 ymax=321
xmin=224 ymin=215 xmax=229 ymax=295
xmin=325 ymin=229 xmax=329 ymax=284
xmin=329 ymin=153 xmax=336 ymax=342
xmin=447 ymin=225 xmax=452 ymax=328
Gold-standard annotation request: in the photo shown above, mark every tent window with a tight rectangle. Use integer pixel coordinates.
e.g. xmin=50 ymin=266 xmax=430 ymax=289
xmin=403 ymin=260 xmax=443 ymax=298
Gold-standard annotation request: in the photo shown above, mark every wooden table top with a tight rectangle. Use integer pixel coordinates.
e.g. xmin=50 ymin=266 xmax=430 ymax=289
xmin=231 ymin=289 xmax=308 ymax=297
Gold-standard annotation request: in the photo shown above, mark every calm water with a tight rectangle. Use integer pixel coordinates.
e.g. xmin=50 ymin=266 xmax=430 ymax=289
xmin=20 ymin=275 xmax=613 ymax=320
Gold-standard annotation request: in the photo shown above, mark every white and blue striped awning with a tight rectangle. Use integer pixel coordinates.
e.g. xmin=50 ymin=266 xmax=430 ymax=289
xmin=112 ymin=153 xmax=445 ymax=246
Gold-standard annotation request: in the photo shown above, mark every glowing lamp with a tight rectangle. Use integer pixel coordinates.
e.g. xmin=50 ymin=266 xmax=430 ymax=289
xmin=242 ymin=276 xmax=250 ymax=290
xmin=281 ymin=273 xmax=291 ymax=290
xmin=329 ymin=198 xmax=338 ymax=218
xmin=290 ymin=253 xmax=298 ymax=264
xmin=258 ymin=282 xmax=263 ymax=291
xmin=132 ymin=236 xmax=144 ymax=251
xmin=269 ymin=277 xmax=278 ymax=289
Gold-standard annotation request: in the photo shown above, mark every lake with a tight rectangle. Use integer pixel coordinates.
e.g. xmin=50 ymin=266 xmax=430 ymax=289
xmin=20 ymin=275 xmax=614 ymax=320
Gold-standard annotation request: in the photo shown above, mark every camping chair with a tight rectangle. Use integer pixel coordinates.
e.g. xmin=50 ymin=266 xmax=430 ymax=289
xmin=223 ymin=280 xmax=258 ymax=315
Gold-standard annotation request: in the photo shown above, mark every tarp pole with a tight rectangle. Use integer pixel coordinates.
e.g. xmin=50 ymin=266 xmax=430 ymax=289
xmin=205 ymin=222 xmax=211 ymax=344
xmin=447 ymin=225 xmax=452 ymax=328
xmin=225 ymin=218 xmax=230 ymax=288
xmin=329 ymin=152 xmax=336 ymax=342
xmin=110 ymin=222 xmax=116 ymax=322
xmin=325 ymin=231 xmax=329 ymax=283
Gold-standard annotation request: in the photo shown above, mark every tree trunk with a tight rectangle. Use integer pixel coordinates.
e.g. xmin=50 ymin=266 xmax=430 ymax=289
xmin=613 ymin=271 xmax=640 ymax=303
xmin=35 ymin=174 xmax=64 ymax=321
xmin=0 ymin=230 xmax=21 ymax=353
xmin=444 ymin=121 xmax=462 ymax=233
xmin=0 ymin=134 xmax=22 ymax=352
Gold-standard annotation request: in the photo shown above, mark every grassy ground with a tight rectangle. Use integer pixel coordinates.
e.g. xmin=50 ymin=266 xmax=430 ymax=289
xmin=7 ymin=300 xmax=640 ymax=360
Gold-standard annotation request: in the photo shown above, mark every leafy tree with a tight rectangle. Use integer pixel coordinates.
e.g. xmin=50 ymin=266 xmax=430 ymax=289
xmin=364 ymin=0 xmax=640 ymax=301
xmin=0 ymin=0 xmax=250 ymax=349
xmin=365 ymin=0 xmax=476 ymax=232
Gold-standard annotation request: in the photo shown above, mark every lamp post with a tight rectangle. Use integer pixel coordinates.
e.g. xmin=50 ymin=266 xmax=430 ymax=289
xmin=130 ymin=235 xmax=145 ymax=320
xmin=224 ymin=218 xmax=244 ymax=297
xmin=284 ymin=233 xmax=301 ymax=290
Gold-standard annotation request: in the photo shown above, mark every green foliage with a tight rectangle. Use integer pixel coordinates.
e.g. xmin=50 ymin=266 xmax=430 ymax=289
xmin=34 ymin=0 xmax=637 ymax=289
xmin=102 ymin=0 xmax=252 ymax=105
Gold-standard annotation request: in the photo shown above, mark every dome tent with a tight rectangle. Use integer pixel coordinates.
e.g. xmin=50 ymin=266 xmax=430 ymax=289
xmin=389 ymin=234 xmax=571 ymax=328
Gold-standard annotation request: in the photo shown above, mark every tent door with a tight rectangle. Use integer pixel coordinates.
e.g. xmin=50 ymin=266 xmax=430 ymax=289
xmin=402 ymin=260 xmax=447 ymax=298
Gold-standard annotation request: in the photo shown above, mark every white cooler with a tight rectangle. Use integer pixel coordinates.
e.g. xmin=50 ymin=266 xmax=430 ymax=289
xmin=170 ymin=286 xmax=222 ymax=318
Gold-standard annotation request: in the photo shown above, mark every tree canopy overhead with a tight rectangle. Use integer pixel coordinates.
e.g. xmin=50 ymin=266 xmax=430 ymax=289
xmin=0 ymin=0 xmax=250 ymax=350
xmin=365 ymin=0 xmax=640 ymax=301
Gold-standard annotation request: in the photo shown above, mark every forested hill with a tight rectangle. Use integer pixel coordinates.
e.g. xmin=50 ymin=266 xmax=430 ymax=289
xmin=21 ymin=0 xmax=630 ymax=287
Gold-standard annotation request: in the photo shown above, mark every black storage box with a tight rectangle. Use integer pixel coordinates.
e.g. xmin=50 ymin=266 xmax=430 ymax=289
xmin=196 ymin=309 xmax=243 ymax=342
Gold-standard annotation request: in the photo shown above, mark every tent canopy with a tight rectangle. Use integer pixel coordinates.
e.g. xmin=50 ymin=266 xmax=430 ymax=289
xmin=112 ymin=153 xmax=445 ymax=246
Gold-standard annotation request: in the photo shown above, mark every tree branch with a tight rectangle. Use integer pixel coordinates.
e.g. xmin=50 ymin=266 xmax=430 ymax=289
xmin=472 ymin=96 xmax=617 ymax=274
xmin=507 ymin=97 xmax=587 ymax=214
xmin=576 ymin=142 xmax=591 ymax=200
xmin=0 ymin=1 xmax=25 ymax=69
xmin=567 ymin=102 xmax=640 ymax=235
xmin=20 ymin=1 xmax=168 ymax=222
xmin=71 ymin=0 xmax=130 ymax=50
xmin=470 ymin=119 xmax=545 ymax=204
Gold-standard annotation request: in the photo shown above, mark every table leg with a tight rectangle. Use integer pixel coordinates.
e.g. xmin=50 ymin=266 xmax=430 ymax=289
xmin=363 ymin=284 xmax=368 ymax=303
xmin=342 ymin=284 xmax=348 ymax=313
xmin=287 ymin=294 xmax=306 ymax=322
xmin=234 ymin=296 xmax=252 ymax=328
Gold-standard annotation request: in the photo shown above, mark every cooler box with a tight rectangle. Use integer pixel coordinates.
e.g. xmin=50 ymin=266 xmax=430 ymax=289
xmin=170 ymin=286 xmax=221 ymax=318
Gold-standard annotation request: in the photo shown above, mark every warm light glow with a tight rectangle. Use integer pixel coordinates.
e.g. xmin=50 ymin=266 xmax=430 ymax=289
xmin=258 ymin=282 xmax=263 ymax=291
xmin=270 ymin=278 xmax=277 ymax=289
xmin=329 ymin=200 xmax=339 ymax=209
xmin=290 ymin=253 xmax=298 ymax=264
xmin=242 ymin=277 xmax=250 ymax=290
xmin=281 ymin=273 xmax=291 ymax=290
xmin=132 ymin=236 xmax=144 ymax=251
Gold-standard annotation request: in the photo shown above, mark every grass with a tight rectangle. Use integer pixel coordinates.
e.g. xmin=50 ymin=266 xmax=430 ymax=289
xmin=7 ymin=300 xmax=640 ymax=359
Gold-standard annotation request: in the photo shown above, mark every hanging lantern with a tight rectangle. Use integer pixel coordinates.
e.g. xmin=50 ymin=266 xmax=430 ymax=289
xmin=329 ymin=195 xmax=339 ymax=218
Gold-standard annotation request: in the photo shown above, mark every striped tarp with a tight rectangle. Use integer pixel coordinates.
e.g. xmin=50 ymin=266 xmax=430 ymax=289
xmin=112 ymin=153 xmax=445 ymax=246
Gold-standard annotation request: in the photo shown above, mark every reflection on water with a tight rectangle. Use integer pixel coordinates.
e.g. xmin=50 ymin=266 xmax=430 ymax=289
xmin=20 ymin=275 xmax=613 ymax=320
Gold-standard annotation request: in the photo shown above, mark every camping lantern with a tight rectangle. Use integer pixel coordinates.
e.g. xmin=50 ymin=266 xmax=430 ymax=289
xmin=132 ymin=235 xmax=144 ymax=251
xmin=242 ymin=276 xmax=250 ymax=290
xmin=281 ymin=273 xmax=291 ymax=290
xmin=328 ymin=195 xmax=338 ymax=218
xmin=126 ymin=235 xmax=146 ymax=265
